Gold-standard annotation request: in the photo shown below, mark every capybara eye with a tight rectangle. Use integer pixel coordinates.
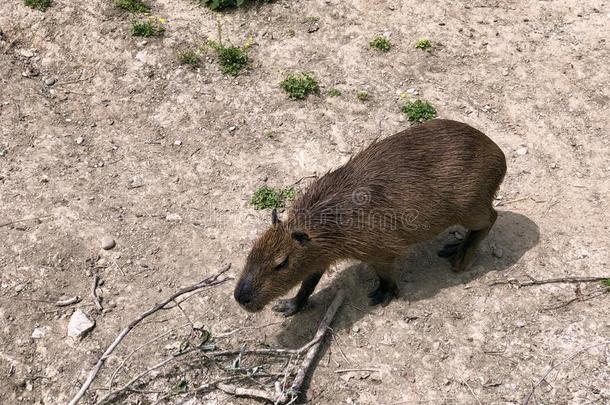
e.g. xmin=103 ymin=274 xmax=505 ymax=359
xmin=274 ymin=256 xmax=289 ymax=271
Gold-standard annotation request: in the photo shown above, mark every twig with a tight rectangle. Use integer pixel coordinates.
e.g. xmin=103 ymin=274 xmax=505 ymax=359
xmin=334 ymin=368 xmax=379 ymax=373
xmin=522 ymin=341 xmax=610 ymax=405
xmin=214 ymin=321 xmax=283 ymax=338
xmin=55 ymin=296 xmax=81 ymax=307
xmin=217 ymin=383 xmax=277 ymax=403
xmin=291 ymin=174 xmax=317 ymax=186
xmin=489 ymin=275 xmax=610 ymax=287
xmin=107 ymin=323 xmax=191 ymax=390
xmin=542 ymin=288 xmax=608 ymax=311
xmin=286 ymin=289 xmax=345 ymax=400
xmin=459 ymin=379 xmax=482 ymax=405
xmin=0 ymin=215 xmax=53 ymax=228
xmin=67 ymin=264 xmax=231 ymax=405
xmin=92 ymin=275 xmax=103 ymax=311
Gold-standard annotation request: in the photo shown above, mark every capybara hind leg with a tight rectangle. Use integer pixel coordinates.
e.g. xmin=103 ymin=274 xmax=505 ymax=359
xmin=272 ymin=271 xmax=323 ymax=317
xmin=368 ymin=263 xmax=399 ymax=307
xmin=451 ymin=209 xmax=497 ymax=272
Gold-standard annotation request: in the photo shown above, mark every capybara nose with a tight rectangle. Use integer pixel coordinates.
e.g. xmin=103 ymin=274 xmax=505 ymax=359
xmin=234 ymin=281 xmax=253 ymax=305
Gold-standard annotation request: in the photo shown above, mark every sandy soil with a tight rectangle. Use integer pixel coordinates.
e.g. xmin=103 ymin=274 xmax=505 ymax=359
xmin=1 ymin=0 xmax=609 ymax=404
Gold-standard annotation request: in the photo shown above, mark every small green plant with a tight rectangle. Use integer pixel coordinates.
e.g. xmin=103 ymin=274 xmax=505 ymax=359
xmin=263 ymin=130 xmax=275 ymax=139
xmin=115 ymin=0 xmax=150 ymax=13
xmin=178 ymin=48 xmax=201 ymax=67
xmin=132 ymin=18 xmax=165 ymax=37
xmin=197 ymin=0 xmax=246 ymax=10
xmin=402 ymin=99 xmax=437 ymax=122
xmin=370 ymin=36 xmax=392 ymax=52
xmin=24 ymin=0 xmax=52 ymax=11
xmin=172 ymin=379 xmax=188 ymax=394
xmin=415 ymin=38 xmax=432 ymax=51
xmin=305 ymin=16 xmax=320 ymax=23
xmin=281 ymin=72 xmax=320 ymax=100
xmin=250 ymin=186 xmax=296 ymax=210
xmin=327 ymin=88 xmax=341 ymax=97
xmin=357 ymin=91 xmax=369 ymax=102
xmin=208 ymin=41 xmax=249 ymax=75
xmin=602 ymin=279 xmax=610 ymax=287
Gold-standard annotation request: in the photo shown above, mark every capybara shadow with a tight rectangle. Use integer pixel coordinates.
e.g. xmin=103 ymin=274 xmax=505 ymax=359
xmin=276 ymin=210 xmax=539 ymax=349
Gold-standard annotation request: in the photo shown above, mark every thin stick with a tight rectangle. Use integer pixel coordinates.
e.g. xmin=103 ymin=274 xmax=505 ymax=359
xmin=55 ymin=296 xmax=81 ymax=307
xmin=0 ymin=215 xmax=53 ymax=228
xmin=217 ymin=383 xmax=277 ymax=403
xmin=334 ymin=368 xmax=380 ymax=373
xmin=67 ymin=265 xmax=231 ymax=405
xmin=287 ymin=289 xmax=345 ymax=400
xmin=490 ymin=275 xmax=610 ymax=287
xmin=523 ymin=341 xmax=610 ymax=405
xmin=107 ymin=323 xmax=191 ymax=390
xmin=92 ymin=275 xmax=103 ymax=311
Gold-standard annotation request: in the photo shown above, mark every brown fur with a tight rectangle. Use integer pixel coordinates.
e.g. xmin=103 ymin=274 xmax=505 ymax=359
xmin=234 ymin=119 xmax=507 ymax=315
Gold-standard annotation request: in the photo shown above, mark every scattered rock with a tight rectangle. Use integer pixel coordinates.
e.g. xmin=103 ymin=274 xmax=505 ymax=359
xmin=67 ymin=309 xmax=95 ymax=339
xmin=32 ymin=326 xmax=49 ymax=339
xmin=75 ymin=137 xmax=84 ymax=145
xmin=406 ymin=88 xmax=419 ymax=95
xmin=44 ymin=77 xmax=56 ymax=86
xmin=229 ymin=126 xmax=237 ymax=132
xmin=174 ymin=140 xmax=182 ymax=146
xmin=515 ymin=320 xmax=526 ymax=328
xmin=492 ymin=245 xmax=503 ymax=258
xmin=100 ymin=237 xmax=115 ymax=250
xmin=192 ymin=321 xmax=205 ymax=330
xmin=351 ymin=325 xmax=360 ymax=333
xmin=516 ymin=147 xmax=528 ymax=156
xmin=166 ymin=213 xmax=182 ymax=222
xmin=18 ymin=49 xmax=35 ymax=58
xmin=15 ymin=284 xmax=24 ymax=293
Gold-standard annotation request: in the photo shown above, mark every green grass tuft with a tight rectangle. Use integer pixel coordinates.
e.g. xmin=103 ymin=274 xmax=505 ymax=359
xmin=357 ymin=90 xmax=369 ymax=101
xmin=208 ymin=41 xmax=249 ymax=76
xmin=280 ymin=72 xmax=320 ymax=100
xmin=415 ymin=38 xmax=432 ymax=51
xmin=178 ymin=48 xmax=201 ymax=67
xmin=250 ymin=186 xmax=296 ymax=210
xmin=24 ymin=0 xmax=52 ymax=11
xmin=197 ymin=0 xmax=245 ymax=10
xmin=327 ymin=88 xmax=341 ymax=97
xmin=132 ymin=19 xmax=165 ymax=37
xmin=402 ymin=99 xmax=437 ymax=122
xmin=115 ymin=0 xmax=150 ymax=13
xmin=602 ymin=279 xmax=610 ymax=287
xmin=370 ymin=36 xmax=392 ymax=52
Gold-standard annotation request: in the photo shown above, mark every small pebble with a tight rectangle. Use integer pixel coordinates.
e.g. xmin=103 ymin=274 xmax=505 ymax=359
xmin=101 ymin=237 xmax=115 ymax=250
xmin=229 ymin=126 xmax=237 ymax=132
xmin=516 ymin=147 xmax=528 ymax=156
xmin=44 ymin=77 xmax=56 ymax=86
xmin=515 ymin=320 xmax=526 ymax=328
xmin=174 ymin=140 xmax=182 ymax=146
xmin=492 ymin=246 xmax=504 ymax=258
xmin=166 ymin=213 xmax=182 ymax=222
xmin=351 ymin=325 xmax=360 ymax=333
xmin=32 ymin=326 xmax=48 ymax=339
xmin=15 ymin=284 xmax=24 ymax=293
xmin=75 ymin=137 xmax=84 ymax=145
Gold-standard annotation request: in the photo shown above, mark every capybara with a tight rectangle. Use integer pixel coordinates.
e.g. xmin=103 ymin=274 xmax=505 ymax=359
xmin=234 ymin=119 xmax=507 ymax=316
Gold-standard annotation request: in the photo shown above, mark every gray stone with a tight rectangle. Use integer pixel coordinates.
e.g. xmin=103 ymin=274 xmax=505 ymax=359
xmin=101 ymin=237 xmax=115 ymax=250
xmin=67 ymin=309 xmax=95 ymax=339
xmin=32 ymin=326 xmax=49 ymax=339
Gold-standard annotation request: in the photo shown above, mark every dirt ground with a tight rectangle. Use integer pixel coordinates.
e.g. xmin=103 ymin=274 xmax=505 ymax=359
xmin=1 ymin=0 xmax=609 ymax=404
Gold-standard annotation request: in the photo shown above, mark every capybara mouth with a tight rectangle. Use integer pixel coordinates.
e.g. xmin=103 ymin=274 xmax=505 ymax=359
xmin=238 ymin=301 xmax=266 ymax=313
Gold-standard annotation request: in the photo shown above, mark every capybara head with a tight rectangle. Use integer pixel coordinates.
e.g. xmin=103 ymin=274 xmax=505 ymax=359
xmin=234 ymin=210 xmax=314 ymax=312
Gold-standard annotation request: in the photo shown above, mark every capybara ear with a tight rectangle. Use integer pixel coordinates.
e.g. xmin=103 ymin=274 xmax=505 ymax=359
xmin=271 ymin=209 xmax=280 ymax=226
xmin=291 ymin=230 xmax=310 ymax=245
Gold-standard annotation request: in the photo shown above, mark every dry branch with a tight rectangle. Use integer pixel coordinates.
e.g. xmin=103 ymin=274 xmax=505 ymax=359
xmin=490 ymin=275 xmax=610 ymax=287
xmin=92 ymin=275 xmax=103 ymax=311
xmin=67 ymin=264 xmax=232 ymax=405
xmin=214 ymin=289 xmax=345 ymax=404
xmin=523 ymin=341 xmax=610 ymax=404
